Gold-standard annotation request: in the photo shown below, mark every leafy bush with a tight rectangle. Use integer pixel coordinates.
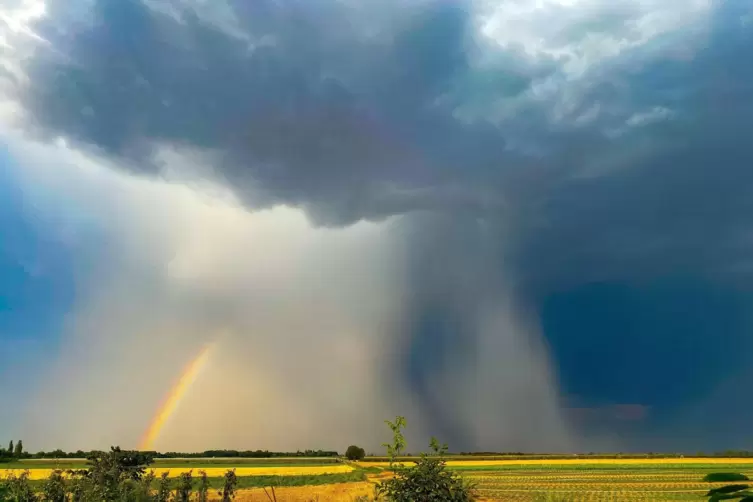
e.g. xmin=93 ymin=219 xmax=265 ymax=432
xmin=2 ymin=470 xmax=38 ymax=502
xmin=345 ymin=445 xmax=366 ymax=461
xmin=701 ymin=474 xmax=753 ymax=501
xmin=173 ymin=470 xmax=193 ymax=502
xmin=375 ymin=417 xmax=476 ymax=502
xmin=40 ymin=470 xmax=67 ymax=502
xmin=196 ymin=471 xmax=209 ymax=502
xmin=705 ymin=473 xmax=751 ymax=482
xmin=155 ymin=472 xmax=171 ymax=502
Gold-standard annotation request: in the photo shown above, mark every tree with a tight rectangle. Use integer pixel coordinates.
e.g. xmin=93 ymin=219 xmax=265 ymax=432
xmin=8 ymin=441 xmax=13 ymax=456
xmin=218 ymin=469 xmax=237 ymax=502
xmin=381 ymin=416 xmax=407 ymax=466
xmin=71 ymin=446 xmax=154 ymax=500
xmin=15 ymin=440 xmax=23 ymax=458
xmin=345 ymin=445 xmax=366 ymax=461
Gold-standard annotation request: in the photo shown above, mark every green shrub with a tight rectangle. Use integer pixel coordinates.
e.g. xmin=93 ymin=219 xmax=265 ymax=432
xmin=172 ymin=470 xmax=193 ymax=502
xmin=705 ymin=473 xmax=751 ymax=482
xmin=375 ymin=417 xmax=476 ymax=502
xmin=40 ymin=470 xmax=67 ymax=502
xmin=155 ymin=472 xmax=171 ymax=502
xmin=2 ymin=470 xmax=38 ymax=502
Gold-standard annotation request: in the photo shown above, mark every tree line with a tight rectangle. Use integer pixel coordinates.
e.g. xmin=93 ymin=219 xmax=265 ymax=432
xmin=19 ymin=449 xmax=338 ymax=460
xmin=0 ymin=441 xmax=24 ymax=462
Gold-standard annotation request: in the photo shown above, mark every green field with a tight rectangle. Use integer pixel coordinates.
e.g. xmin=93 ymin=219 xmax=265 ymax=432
xmin=455 ymin=463 xmax=753 ymax=500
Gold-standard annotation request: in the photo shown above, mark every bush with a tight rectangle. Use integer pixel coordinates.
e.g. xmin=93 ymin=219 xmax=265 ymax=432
xmin=2 ymin=471 xmax=38 ymax=502
xmin=375 ymin=417 xmax=476 ymax=502
xmin=704 ymin=473 xmax=751 ymax=482
xmin=40 ymin=470 xmax=67 ymax=502
xmin=173 ymin=470 xmax=193 ymax=502
xmin=218 ymin=469 xmax=237 ymax=502
xmin=345 ymin=445 xmax=366 ymax=461
xmin=196 ymin=471 xmax=209 ymax=502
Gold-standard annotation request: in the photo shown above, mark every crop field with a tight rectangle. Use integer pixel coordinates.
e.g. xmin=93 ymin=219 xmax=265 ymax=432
xmin=6 ymin=457 xmax=753 ymax=500
xmin=457 ymin=460 xmax=753 ymax=501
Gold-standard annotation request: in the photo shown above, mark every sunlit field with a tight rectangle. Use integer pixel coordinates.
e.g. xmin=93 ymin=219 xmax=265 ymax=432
xmin=6 ymin=457 xmax=753 ymax=500
xmin=455 ymin=460 xmax=753 ymax=501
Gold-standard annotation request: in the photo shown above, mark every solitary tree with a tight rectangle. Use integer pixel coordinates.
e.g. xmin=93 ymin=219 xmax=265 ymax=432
xmin=14 ymin=440 xmax=23 ymax=458
xmin=345 ymin=445 xmax=366 ymax=461
xmin=382 ymin=416 xmax=407 ymax=466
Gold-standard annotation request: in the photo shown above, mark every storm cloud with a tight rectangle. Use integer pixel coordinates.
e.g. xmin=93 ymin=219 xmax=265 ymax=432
xmin=2 ymin=0 xmax=753 ymax=452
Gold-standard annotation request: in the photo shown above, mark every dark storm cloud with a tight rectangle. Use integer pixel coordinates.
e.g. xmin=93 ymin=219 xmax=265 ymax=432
xmin=19 ymin=0 xmax=523 ymax=224
xmin=12 ymin=0 xmax=753 ymax=449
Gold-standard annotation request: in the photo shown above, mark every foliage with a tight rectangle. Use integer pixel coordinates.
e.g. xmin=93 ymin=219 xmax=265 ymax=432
xmin=67 ymin=447 xmax=154 ymax=501
xmin=7 ymin=443 xmax=13 ymax=457
xmin=345 ymin=446 xmax=366 ymax=461
xmin=155 ymin=472 xmax=171 ymax=502
xmin=375 ymin=417 xmax=476 ymax=502
xmin=381 ymin=417 xmax=407 ymax=467
xmin=218 ymin=469 xmax=237 ymax=502
xmin=706 ymin=473 xmax=751 ymax=482
xmin=40 ymin=470 xmax=67 ymax=502
xmin=13 ymin=443 xmax=23 ymax=459
xmin=1 ymin=470 xmax=38 ymax=502
xmin=172 ymin=471 xmax=192 ymax=502
xmin=196 ymin=471 xmax=209 ymax=502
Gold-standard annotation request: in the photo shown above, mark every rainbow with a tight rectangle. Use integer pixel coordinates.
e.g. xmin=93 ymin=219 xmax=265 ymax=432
xmin=139 ymin=344 xmax=213 ymax=450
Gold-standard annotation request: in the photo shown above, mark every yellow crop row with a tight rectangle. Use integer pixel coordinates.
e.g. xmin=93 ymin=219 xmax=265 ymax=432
xmin=208 ymin=483 xmax=375 ymax=502
xmin=446 ymin=458 xmax=753 ymax=466
xmin=360 ymin=457 xmax=753 ymax=468
xmin=0 ymin=465 xmax=354 ymax=480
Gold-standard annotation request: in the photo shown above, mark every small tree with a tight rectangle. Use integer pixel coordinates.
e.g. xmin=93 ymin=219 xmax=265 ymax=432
xmin=196 ymin=470 xmax=210 ymax=502
xmin=218 ymin=469 xmax=238 ymax=502
xmin=345 ymin=445 xmax=366 ymax=461
xmin=173 ymin=470 xmax=193 ymax=502
xmin=381 ymin=416 xmax=407 ymax=467
xmin=8 ymin=440 xmax=14 ymax=456
xmin=376 ymin=417 xmax=476 ymax=502
xmin=156 ymin=472 xmax=172 ymax=502
xmin=14 ymin=440 xmax=23 ymax=458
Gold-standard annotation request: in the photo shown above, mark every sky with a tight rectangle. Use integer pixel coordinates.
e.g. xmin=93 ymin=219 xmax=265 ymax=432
xmin=1 ymin=0 xmax=752 ymax=454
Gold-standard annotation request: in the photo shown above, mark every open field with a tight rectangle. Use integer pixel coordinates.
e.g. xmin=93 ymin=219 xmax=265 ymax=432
xmin=7 ymin=457 xmax=753 ymax=500
xmin=458 ymin=460 xmax=753 ymax=501
xmin=0 ymin=464 xmax=354 ymax=480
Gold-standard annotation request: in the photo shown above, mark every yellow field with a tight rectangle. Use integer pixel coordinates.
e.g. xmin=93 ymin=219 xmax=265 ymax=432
xmin=0 ymin=464 xmax=354 ymax=480
xmin=208 ymin=483 xmax=376 ymax=501
xmin=361 ymin=457 xmax=753 ymax=467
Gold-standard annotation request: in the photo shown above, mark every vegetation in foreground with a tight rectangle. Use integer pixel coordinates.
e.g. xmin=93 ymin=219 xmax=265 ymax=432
xmin=0 ymin=418 xmax=475 ymax=501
